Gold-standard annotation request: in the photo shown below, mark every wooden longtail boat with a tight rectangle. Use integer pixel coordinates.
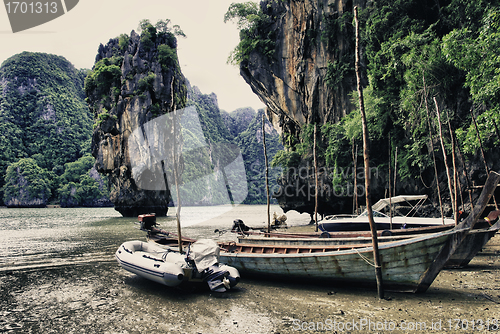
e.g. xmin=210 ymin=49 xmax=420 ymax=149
xmin=218 ymin=230 xmax=456 ymax=292
xmin=144 ymin=171 xmax=500 ymax=293
xmin=234 ymin=222 xmax=500 ymax=269
xmin=446 ymin=221 xmax=500 ymax=268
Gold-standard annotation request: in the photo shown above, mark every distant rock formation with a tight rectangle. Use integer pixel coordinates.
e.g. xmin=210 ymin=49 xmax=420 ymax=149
xmin=88 ymin=28 xmax=187 ymax=217
xmin=0 ymin=51 xmax=92 ymax=206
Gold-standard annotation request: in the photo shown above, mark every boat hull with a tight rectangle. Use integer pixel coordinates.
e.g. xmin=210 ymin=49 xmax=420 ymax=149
xmin=319 ymin=217 xmax=453 ymax=232
xmin=218 ymin=232 xmax=453 ymax=292
xmin=446 ymin=226 xmax=499 ymax=268
xmin=236 ymin=223 xmax=499 ymax=268
xmin=115 ymin=241 xmax=185 ymax=287
xmin=116 ymin=240 xmax=241 ymax=291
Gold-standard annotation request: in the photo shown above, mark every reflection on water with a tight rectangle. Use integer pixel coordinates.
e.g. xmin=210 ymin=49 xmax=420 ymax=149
xmin=0 ymin=205 xmax=310 ymax=271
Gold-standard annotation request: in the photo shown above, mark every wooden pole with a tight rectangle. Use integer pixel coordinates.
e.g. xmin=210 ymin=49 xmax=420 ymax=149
xmin=393 ymin=146 xmax=397 ymax=197
xmin=172 ymin=112 xmax=183 ymax=253
xmin=263 ymin=114 xmax=271 ymax=233
xmin=434 ymin=97 xmax=456 ymax=222
xmin=456 ymin=138 xmax=473 ymax=209
xmin=314 ymin=123 xmax=319 ymax=232
xmin=471 ymin=110 xmax=499 ymax=210
xmin=352 ymin=140 xmax=359 ymax=214
xmin=388 ymin=136 xmax=393 ymax=229
xmin=445 ymin=108 xmax=459 ymax=224
xmin=354 ymin=6 xmax=384 ymax=299
xmin=423 ymin=75 xmax=444 ymax=222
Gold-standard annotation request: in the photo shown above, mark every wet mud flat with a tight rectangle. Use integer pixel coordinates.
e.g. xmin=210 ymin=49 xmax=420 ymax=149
xmin=1 ymin=236 xmax=500 ymax=334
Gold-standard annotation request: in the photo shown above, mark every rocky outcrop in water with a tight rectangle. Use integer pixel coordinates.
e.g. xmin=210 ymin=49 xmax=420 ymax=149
xmin=87 ymin=27 xmax=187 ymax=217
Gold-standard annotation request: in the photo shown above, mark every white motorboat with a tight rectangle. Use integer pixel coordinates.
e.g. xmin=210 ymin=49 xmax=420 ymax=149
xmin=319 ymin=195 xmax=455 ymax=232
xmin=115 ymin=239 xmax=240 ymax=292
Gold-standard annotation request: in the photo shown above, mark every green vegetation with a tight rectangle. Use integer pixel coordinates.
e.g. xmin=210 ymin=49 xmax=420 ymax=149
xmin=224 ymin=2 xmax=276 ymax=65
xmin=178 ymin=84 xmax=282 ymax=205
xmin=0 ymin=52 xmax=93 ymax=205
xmin=85 ymin=19 xmax=187 ymax=126
xmin=236 ymin=110 xmax=283 ymax=204
xmin=270 ymin=0 xmax=500 ymax=191
xmin=57 ymin=154 xmax=110 ymax=207
xmin=3 ymin=158 xmax=51 ymax=206
xmin=84 ymin=56 xmax=122 ymax=103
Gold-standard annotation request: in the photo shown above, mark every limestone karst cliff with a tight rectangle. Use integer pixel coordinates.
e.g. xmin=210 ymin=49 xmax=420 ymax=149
xmin=238 ymin=0 xmax=366 ymax=215
xmin=235 ymin=0 xmax=500 ymax=216
xmin=87 ymin=25 xmax=187 ymax=217
xmin=241 ymin=0 xmax=365 ymax=138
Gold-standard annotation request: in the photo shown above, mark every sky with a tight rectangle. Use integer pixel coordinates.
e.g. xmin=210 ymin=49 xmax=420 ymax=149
xmin=0 ymin=0 xmax=265 ymax=112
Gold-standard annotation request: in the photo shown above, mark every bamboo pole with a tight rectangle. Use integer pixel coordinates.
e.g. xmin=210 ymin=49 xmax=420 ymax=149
xmin=352 ymin=140 xmax=358 ymax=214
xmin=445 ymin=109 xmax=459 ymax=224
xmin=388 ymin=136 xmax=393 ymax=229
xmin=393 ymin=146 xmax=397 ymax=197
xmin=314 ymin=123 xmax=319 ymax=232
xmin=263 ymin=114 xmax=271 ymax=233
xmin=422 ymin=75 xmax=444 ymax=222
xmin=455 ymin=137 xmax=473 ymax=209
xmin=354 ymin=6 xmax=384 ymax=299
xmin=434 ymin=97 xmax=456 ymax=222
xmin=171 ymin=112 xmax=183 ymax=253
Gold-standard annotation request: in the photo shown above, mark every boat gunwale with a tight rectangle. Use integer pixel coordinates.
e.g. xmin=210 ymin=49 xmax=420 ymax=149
xmin=218 ymin=229 xmax=460 ymax=258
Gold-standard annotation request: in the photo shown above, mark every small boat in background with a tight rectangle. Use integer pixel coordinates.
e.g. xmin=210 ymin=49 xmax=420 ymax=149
xmin=319 ymin=195 xmax=455 ymax=232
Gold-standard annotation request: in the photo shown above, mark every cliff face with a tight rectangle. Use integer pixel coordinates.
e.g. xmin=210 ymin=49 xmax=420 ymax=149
xmin=88 ymin=29 xmax=186 ymax=217
xmin=239 ymin=0 xmax=366 ymax=215
xmin=241 ymin=0 xmax=365 ymax=137
xmin=238 ymin=0 xmax=499 ymax=217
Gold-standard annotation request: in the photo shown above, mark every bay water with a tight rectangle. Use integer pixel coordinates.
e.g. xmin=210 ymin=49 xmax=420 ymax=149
xmin=0 ymin=205 xmax=310 ymax=272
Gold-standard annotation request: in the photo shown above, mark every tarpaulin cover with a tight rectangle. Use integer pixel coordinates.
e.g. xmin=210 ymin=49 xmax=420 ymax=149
xmin=190 ymin=239 xmax=220 ymax=271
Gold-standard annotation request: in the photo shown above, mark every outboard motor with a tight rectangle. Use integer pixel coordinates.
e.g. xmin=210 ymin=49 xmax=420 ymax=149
xmin=201 ymin=265 xmax=231 ymax=292
xmin=138 ymin=213 xmax=157 ymax=231
xmin=189 ymin=239 xmax=240 ymax=292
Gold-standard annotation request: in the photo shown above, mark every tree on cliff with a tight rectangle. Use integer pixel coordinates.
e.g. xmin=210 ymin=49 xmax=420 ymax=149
xmin=227 ymin=0 xmax=500 ymax=215
xmin=224 ymin=2 xmax=276 ymax=65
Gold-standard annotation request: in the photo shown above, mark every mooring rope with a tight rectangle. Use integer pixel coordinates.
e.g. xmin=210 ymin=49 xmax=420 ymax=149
xmin=354 ymin=248 xmax=378 ymax=268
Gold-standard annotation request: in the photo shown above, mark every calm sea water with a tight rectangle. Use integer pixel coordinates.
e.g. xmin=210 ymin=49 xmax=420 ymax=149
xmin=0 ymin=205 xmax=310 ymax=272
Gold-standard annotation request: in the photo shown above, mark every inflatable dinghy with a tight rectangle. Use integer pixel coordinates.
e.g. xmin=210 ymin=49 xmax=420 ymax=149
xmin=115 ymin=239 xmax=239 ymax=292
